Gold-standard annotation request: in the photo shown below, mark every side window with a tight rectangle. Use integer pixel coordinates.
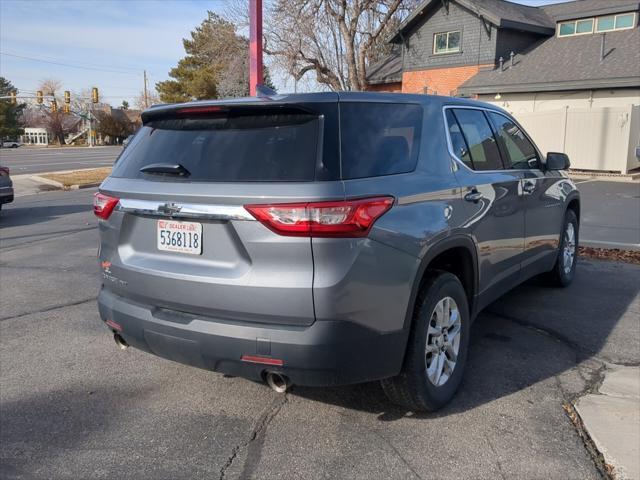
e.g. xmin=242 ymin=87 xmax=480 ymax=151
xmin=340 ymin=102 xmax=423 ymax=179
xmin=450 ymin=109 xmax=504 ymax=171
xmin=488 ymin=112 xmax=540 ymax=170
xmin=445 ymin=109 xmax=472 ymax=168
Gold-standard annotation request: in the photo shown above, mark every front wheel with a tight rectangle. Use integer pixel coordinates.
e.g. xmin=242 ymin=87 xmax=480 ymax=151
xmin=381 ymin=272 xmax=470 ymax=412
xmin=546 ymin=209 xmax=579 ymax=287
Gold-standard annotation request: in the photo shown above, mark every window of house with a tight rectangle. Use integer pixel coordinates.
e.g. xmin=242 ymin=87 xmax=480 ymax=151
xmin=434 ymin=31 xmax=461 ymax=54
xmin=446 ymin=109 xmax=504 ymax=171
xmin=615 ymin=13 xmax=635 ymax=29
xmin=487 ymin=112 xmax=540 ymax=170
xmin=596 ymin=15 xmax=615 ymax=32
xmin=562 ymin=12 xmax=636 ymax=36
xmin=559 ymin=19 xmax=593 ymax=36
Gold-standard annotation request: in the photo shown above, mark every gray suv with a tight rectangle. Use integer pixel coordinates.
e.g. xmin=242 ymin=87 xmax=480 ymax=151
xmin=95 ymin=93 xmax=579 ymax=411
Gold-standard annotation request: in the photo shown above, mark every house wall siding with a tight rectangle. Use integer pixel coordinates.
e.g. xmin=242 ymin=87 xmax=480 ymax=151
xmin=402 ymin=1 xmax=496 ymax=71
xmin=495 ymin=29 xmax=544 ymax=63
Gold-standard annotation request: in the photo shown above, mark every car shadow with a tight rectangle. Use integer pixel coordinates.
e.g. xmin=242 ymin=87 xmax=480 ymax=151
xmin=0 ymin=203 xmax=91 ymax=228
xmin=290 ymin=259 xmax=639 ymax=419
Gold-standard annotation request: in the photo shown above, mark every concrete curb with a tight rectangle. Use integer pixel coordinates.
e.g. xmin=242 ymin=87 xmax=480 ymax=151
xmin=575 ymin=365 xmax=640 ymax=480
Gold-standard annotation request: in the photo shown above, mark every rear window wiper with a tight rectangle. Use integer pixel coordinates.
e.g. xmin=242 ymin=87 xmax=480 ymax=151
xmin=140 ymin=163 xmax=190 ymax=177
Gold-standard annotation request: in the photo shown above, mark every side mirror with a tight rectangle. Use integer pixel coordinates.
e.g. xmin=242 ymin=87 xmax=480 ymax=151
xmin=546 ymin=152 xmax=570 ymax=171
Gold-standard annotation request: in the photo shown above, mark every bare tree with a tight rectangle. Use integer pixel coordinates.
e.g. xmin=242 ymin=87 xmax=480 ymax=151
xmin=264 ymin=0 xmax=416 ymax=91
xmin=134 ymin=89 xmax=161 ymax=110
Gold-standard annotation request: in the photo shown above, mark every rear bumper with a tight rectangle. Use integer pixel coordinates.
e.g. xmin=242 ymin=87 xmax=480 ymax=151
xmin=0 ymin=186 xmax=14 ymax=204
xmin=97 ymin=288 xmax=408 ymax=386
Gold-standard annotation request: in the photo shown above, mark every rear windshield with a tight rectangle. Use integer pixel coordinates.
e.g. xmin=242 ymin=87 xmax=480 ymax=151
xmin=111 ymin=108 xmax=322 ymax=182
xmin=340 ymin=102 xmax=423 ymax=179
xmin=111 ymin=101 xmax=423 ymax=182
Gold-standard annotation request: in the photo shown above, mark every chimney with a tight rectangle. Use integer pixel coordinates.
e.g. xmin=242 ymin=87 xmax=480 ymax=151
xmin=499 ymin=56 xmax=504 ymax=71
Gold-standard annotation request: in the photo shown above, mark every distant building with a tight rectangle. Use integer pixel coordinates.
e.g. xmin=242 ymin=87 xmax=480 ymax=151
xmin=21 ymin=128 xmax=49 ymax=146
xmin=367 ymin=0 xmax=640 ymax=172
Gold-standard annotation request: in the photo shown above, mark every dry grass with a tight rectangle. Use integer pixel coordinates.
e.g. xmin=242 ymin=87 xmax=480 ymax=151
xmin=579 ymin=246 xmax=640 ymax=265
xmin=41 ymin=167 xmax=112 ymax=188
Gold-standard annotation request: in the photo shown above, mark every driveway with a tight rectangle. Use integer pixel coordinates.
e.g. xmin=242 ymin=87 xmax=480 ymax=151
xmin=1 ymin=189 xmax=638 ymax=479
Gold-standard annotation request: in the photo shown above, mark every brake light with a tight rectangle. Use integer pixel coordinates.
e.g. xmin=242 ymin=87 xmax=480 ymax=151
xmin=93 ymin=192 xmax=119 ymax=220
xmin=175 ymin=106 xmax=226 ymax=115
xmin=244 ymin=196 xmax=394 ymax=238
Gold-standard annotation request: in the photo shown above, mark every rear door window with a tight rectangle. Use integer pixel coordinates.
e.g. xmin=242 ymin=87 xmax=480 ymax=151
xmin=340 ymin=102 xmax=423 ymax=179
xmin=111 ymin=108 xmax=323 ymax=182
xmin=449 ymin=108 xmax=504 ymax=171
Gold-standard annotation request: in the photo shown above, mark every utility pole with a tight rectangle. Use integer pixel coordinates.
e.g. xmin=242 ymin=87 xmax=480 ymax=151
xmin=143 ymin=70 xmax=149 ymax=108
xmin=249 ymin=0 xmax=263 ymax=96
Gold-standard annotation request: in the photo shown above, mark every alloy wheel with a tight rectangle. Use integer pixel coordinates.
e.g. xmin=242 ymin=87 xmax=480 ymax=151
xmin=563 ymin=222 xmax=576 ymax=274
xmin=425 ymin=296 xmax=461 ymax=387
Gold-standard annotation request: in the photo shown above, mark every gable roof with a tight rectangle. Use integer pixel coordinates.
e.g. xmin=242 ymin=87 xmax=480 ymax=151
xmin=365 ymin=50 xmax=403 ymax=84
xmin=542 ymin=0 xmax=640 ymax=21
xmin=389 ymin=0 xmax=554 ymax=43
xmin=458 ymin=26 xmax=640 ymax=94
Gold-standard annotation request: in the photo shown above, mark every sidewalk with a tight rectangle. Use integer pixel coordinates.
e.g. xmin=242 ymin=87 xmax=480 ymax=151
xmin=576 ymin=365 xmax=640 ymax=479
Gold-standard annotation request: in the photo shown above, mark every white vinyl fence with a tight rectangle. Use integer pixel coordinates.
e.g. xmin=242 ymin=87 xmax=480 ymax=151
xmin=514 ymin=105 xmax=640 ymax=174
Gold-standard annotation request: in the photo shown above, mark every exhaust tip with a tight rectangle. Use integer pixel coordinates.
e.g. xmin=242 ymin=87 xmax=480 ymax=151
xmin=114 ymin=333 xmax=128 ymax=350
xmin=265 ymin=372 xmax=290 ymax=393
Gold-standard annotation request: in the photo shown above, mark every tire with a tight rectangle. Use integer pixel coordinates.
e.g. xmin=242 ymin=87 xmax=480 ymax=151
xmin=546 ymin=209 xmax=579 ymax=287
xmin=381 ymin=271 xmax=470 ymax=412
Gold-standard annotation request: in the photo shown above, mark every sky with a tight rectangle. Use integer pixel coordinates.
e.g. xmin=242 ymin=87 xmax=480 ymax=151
xmin=0 ymin=0 xmax=569 ymax=108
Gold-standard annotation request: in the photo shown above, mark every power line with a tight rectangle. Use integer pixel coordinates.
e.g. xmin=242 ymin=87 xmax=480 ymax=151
xmin=0 ymin=51 xmax=143 ymax=76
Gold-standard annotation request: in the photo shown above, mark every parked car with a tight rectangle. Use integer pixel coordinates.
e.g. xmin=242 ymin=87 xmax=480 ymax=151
xmin=122 ymin=135 xmax=135 ymax=149
xmin=94 ymin=93 xmax=579 ymax=411
xmin=0 ymin=166 xmax=14 ymax=210
xmin=0 ymin=139 xmax=21 ymax=148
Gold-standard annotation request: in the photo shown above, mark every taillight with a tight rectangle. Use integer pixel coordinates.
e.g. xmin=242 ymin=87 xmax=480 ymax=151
xmin=93 ymin=192 xmax=119 ymax=220
xmin=244 ymin=196 xmax=394 ymax=238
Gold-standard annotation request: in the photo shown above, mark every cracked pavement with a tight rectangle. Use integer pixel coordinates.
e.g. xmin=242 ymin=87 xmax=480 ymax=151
xmin=1 ymin=188 xmax=638 ymax=479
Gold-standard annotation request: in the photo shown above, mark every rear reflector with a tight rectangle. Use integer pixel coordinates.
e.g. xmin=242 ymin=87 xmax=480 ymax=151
xmin=241 ymin=355 xmax=284 ymax=366
xmin=105 ymin=319 xmax=122 ymax=331
xmin=93 ymin=192 xmax=119 ymax=220
xmin=244 ymin=196 xmax=394 ymax=238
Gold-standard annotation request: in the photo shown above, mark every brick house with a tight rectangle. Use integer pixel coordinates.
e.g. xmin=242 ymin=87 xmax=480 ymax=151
xmin=367 ymin=0 xmax=640 ymax=173
xmin=367 ymin=0 xmax=640 ymax=100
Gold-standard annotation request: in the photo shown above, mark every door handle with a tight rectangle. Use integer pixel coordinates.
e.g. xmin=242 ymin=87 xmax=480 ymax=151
xmin=522 ymin=180 xmax=536 ymax=194
xmin=464 ymin=190 xmax=484 ymax=203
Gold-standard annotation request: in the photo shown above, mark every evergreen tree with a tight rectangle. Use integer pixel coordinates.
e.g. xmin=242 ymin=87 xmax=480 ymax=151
xmin=0 ymin=77 xmax=26 ymax=139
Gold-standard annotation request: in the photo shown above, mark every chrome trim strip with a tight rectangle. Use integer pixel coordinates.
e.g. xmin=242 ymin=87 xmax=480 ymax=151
xmin=116 ymin=199 xmax=255 ymax=221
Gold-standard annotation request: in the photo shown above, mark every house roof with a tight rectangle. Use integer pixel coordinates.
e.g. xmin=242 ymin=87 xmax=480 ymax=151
xmin=365 ymin=50 xmax=403 ymax=84
xmin=459 ymin=26 xmax=640 ymax=94
xmin=389 ymin=0 xmax=555 ymax=43
xmin=541 ymin=0 xmax=640 ymax=22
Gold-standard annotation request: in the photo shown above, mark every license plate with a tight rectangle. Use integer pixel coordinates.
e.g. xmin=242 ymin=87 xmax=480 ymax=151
xmin=157 ymin=220 xmax=202 ymax=255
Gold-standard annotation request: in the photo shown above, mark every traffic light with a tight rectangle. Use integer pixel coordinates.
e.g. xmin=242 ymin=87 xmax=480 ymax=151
xmin=51 ymin=99 xmax=58 ymax=113
xmin=36 ymin=91 xmax=43 ymax=104
xmin=64 ymin=90 xmax=70 ymax=104
xmin=9 ymin=91 xmax=16 ymax=105
xmin=63 ymin=104 xmax=70 ymax=114
xmin=91 ymin=87 xmax=99 ymax=103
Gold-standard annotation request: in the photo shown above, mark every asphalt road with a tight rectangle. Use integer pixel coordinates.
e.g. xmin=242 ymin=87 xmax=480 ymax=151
xmin=1 ymin=188 xmax=638 ymax=479
xmin=576 ymin=179 xmax=640 ymax=249
xmin=0 ymin=146 xmax=121 ymax=175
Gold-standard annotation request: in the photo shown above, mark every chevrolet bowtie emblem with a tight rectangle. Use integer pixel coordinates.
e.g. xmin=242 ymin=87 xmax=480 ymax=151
xmin=158 ymin=203 xmax=182 ymax=215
